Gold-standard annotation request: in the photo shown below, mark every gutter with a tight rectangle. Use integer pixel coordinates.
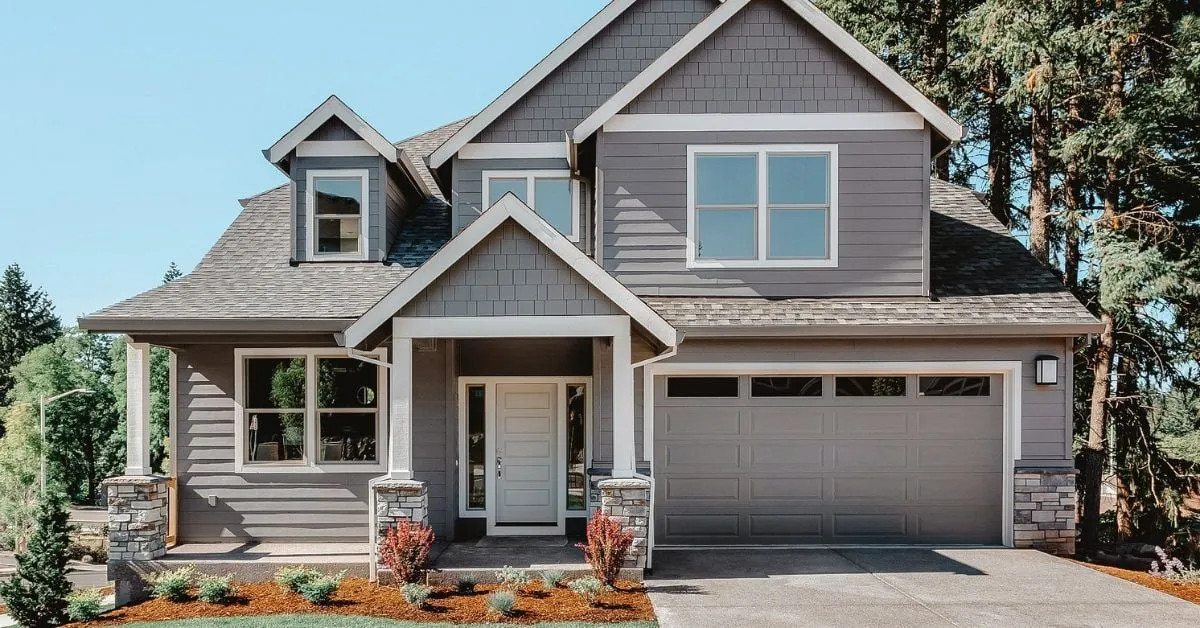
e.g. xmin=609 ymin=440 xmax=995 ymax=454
xmin=77 ymin=317 xmax=352 ymax=334
xmin=678 ymin=322 xmax=1106 ymax=339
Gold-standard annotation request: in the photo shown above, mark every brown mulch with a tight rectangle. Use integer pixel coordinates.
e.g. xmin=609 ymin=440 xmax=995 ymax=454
xmin=1074 ymin=560 xmax=1200 ymax=605
xmin=75 ymin=578 xmax=655 ymax=625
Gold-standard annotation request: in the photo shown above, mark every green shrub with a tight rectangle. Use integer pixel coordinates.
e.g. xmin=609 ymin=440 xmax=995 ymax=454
xmin=196 ymin=573 xmax=235 ymax=604
xmin=401 ymin=582 xmax=433 ymax=608
xmin=0 ymin=491 xmax=73 ymax=626
xmin=455 ymin=574 xmax=478 ymax=593
xmin=494 ymin=565 xmax=531 ymax=590
xmin=66 ymin=588 xmax=104 ymax=622
xmin=297 ymin=571 xmax=344 ymax=605
xmin=274 ymin=565 xmax=322 ymax=593
xmin=486 ymin=589 xmax=517 ymax=616
xmin=540 ymin=569 xmax=566 ymax=589
xmin=568 ymin=576 xmax=609 ymax=607
xmin=145 ymin=566 xmax=197 ymax=602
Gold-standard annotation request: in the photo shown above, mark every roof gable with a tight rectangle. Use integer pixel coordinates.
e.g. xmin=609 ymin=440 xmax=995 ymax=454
xmin=341 ymin=193 xmax=679 ymax=348
xmin=266 ymin=95 xmax=398 ymax=163
xmin=573 ymin=0 xmax=964 ymax=141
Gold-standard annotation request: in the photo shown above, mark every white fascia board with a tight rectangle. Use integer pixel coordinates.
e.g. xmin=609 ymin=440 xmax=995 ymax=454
xmin=573 ymin=0 xmax=964 ymax=142
xmin=428 ymin=0 xmax=640 ymax=168
xmin=397 ymin=149 xmax=436 ymax=198
xmin=267 ymin=95 xmax=398 ymax=164
xmin=458 ymin=142 xmax=570 ymax=160
xmin=604 ymin=112 xmax=926 ymax=133
xmin=341 ymin=193 xmax=679 ymax=348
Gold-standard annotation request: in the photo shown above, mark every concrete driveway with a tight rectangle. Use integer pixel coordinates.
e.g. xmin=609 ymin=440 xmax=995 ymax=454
xmin=647 ymin=548 xmax=1200 ymax=627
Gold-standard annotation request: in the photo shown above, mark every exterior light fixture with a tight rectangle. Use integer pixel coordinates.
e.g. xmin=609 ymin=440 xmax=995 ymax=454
xmin=1035 ymin=356 xmax=1060 ymax=386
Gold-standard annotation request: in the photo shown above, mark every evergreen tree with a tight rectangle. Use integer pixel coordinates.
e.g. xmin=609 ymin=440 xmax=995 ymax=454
xmin=0 ymin=490 xmax=72 ymax=627
xmin=0 ymin=264 xmax=61 ymax=405
xmin=162 ymin=262 xmax=182 ymax=284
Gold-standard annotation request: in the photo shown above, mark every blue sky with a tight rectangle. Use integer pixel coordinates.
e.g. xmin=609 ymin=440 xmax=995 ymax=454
xmin=0 ymin=0 xmax=604 ymax=323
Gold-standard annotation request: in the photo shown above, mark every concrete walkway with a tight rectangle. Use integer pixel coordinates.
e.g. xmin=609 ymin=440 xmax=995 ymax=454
xmin=647 ymin=548 xmax=1200 ymax=627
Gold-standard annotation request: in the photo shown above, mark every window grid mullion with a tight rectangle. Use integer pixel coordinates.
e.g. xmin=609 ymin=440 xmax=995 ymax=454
xmin=305 ymin=352 xmax=317 ymax=466
xmin=757 ymin=150 xmax=768 ymax=261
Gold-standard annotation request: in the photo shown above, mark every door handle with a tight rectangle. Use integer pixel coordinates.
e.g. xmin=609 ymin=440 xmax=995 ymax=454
xmin=496 ymin=456 xmax=503 ymax=478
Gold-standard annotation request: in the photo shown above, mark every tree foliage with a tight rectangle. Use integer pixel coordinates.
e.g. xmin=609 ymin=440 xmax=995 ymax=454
xmin=0 ymin=490 xmax=72 ymax=627
xmin=0 ymin=264 xmax=61 ymax=406
xmin=0 ymin=403 xmax=42 ymax=552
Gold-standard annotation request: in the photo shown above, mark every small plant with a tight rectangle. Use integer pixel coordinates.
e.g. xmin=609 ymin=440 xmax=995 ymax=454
xmin=486 ymin=589 xmax=517 ymax=616
xmin=455 ymin=574 xmax=478 ymax=593
xmin=568 ymin=576 xmax=609 ymax=607
xmin=1151 ymin=547 xmax=1200 ymax=583
xmin=0 ymin=491 xmax=73 ymax=627
xmin=495 ymin=565 xmax=532 ymax=590
xmin=401 ymin=582 xmax=434 ymax=608
xmin=66 ymin=588 xmax=104 ymax=622
xmin=197 ymin=573 xmax=235 ymax=604
xmin=274 ymin=565 xmax=322 ymax=593
xmin=379 ymin=520 xmax=436 ymax=584
xmin=145 ymin=565 xmax=197 ymax=602
xmin=576 ymin=511 xmax=635 ymax=586
xmin=297 ymin=571 xmax=345 ymax=605
xmin=541 ymin=569 xmax=566 ymax=589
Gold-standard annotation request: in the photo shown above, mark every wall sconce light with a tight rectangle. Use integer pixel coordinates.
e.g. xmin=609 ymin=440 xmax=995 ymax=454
xmin=1035 ymin=355 xmax=1060 ymax=385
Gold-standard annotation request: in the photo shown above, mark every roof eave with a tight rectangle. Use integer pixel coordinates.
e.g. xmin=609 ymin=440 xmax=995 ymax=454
xmin=677 ymin=321 xmax=1105 ymax=339
xmin=77 ymin=316 xmax=353 ymax=335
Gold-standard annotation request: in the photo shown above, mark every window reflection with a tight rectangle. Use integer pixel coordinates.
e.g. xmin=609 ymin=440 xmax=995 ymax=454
xmin=467 ymin=385 xmax=486 ymax=510
xmin=566 ymin=384 xmax=587 ymax=510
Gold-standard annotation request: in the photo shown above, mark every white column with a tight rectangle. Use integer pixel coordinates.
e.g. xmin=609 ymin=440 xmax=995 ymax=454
xmin=125 ymin=341 xmax=152 ymax=476
xmin=388 ymin=319 xmax=414 ymax=479
xmin=611 ymin=318 xmax=635 ymax=478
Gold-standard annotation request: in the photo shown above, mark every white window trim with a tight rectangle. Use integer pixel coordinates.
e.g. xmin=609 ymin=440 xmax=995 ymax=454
xmin=456 ymin=377 xmax=593 ymax=535
xmin=305 ymin=169 xmax=370 ymax=261
xmin=686 ymin=144 xmax=839 ymax=269
xmin=482 ymin=170 xmax=581 ymax=242
xmin=233 ymin=347 xmax=388 ymax=474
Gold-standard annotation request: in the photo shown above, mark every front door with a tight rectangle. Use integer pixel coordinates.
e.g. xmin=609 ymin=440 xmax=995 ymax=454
xmin=495 ymin=383 xmax=558 ymax=525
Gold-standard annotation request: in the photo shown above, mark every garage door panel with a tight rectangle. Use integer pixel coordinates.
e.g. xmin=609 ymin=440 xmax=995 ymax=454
xmin=655 ymin=374 xmax=1004 ymax=545
xmin=834 ymin=410 xmax=910 ymax=435
xmin=749 ymin=477 xmax=824 ymax=501
xmin=748 ymin=408 xmax=827 ymax=435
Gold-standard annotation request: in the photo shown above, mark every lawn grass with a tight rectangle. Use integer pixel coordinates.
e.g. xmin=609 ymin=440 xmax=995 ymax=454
xmin=119 ymin=616 xmax=659 ymax=628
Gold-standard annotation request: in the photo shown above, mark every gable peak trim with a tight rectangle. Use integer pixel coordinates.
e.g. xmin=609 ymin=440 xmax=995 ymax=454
xmin=341 ymin=193 xmax=680 ymax=349
xmin=573 ymin=0 xmax=964 ymax=142
xmin=267 ymin=95 xmax=398 ymax=164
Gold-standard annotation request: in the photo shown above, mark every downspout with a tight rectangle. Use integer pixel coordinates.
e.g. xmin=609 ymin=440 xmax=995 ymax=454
xmin=348 ymin=348 xmax=391 ymax=582
xmin=629 ymin=333 xmax=684 ymax=572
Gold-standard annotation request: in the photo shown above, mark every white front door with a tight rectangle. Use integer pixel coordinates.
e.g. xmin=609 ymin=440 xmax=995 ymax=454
xmin=495 ymin=383 xmax=558 ymax=525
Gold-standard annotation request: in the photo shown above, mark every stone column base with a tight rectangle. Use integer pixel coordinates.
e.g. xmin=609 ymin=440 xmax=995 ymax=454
xmin=1014 ymin=468 xmax=1076 ymax=555
xmin=598 ymin=478 xmax=650 ymax=569
xmin=373 ymin=478 xmax=429 ymax=551
xmin=103 ymin=475 xmax=169 ymax=606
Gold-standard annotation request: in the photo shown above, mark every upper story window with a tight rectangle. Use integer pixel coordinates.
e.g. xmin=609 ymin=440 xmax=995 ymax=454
xmin=483 ymin=170 xmax=580 ymax=241
xmin=306 ymin=169 xmax=369 ymax=260
xmin=686 ymin=145 xmax=838 ymax=269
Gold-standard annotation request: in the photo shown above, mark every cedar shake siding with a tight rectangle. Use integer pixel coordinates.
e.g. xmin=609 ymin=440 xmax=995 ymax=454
xmin=477 ymin=0 xmax=717 ymax=143
xmin=598 ymin=129 xmax=930 ymax=297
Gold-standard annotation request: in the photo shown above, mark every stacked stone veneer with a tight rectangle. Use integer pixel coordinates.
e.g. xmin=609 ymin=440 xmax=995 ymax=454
xmin=104 ymin=476 xmax=168 ymax=561
xmin=373 ymin=479 xmax=429 ymax=541
xmin=1014 ymin=468 xmax=1076 ymax=555
xmin=598 ymin=478 xmax=650 ymax=569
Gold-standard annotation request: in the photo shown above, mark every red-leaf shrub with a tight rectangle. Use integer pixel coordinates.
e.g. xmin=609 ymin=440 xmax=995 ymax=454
xmin=575 ymin=511 xmax=634 ymax=586
xmin=379 ymin=520 xmax=436 ymax=584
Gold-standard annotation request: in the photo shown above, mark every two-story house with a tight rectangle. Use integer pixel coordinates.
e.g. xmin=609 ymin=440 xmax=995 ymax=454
xmin=82 ymin=0 xmax=1100 ymax=588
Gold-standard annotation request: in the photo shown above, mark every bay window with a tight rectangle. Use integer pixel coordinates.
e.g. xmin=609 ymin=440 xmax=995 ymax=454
xmin=687 ymin=145 xmax=838 ymax=268
xmin=483 ymin=170 xmax=580 ymax=241
xmin=235 ymin=348 xmax=386 ymax=472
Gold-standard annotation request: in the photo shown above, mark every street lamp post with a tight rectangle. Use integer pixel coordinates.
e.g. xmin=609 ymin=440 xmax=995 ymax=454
xmin=39 ymin=388 xmax=93 ymax=493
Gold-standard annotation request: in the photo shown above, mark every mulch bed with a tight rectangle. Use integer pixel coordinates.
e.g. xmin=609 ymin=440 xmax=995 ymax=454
xmin=1074 ymin=560 xmax=1200 ymax=605
xmin=73 ymin=578 xmax=655 ymax=625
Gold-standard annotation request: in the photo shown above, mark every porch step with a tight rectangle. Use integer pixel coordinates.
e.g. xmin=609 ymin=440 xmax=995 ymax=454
xmin=426 ymin=538 xmax=642 ymax=583
xmin=474 ymin=535 xmax=569 ymax=548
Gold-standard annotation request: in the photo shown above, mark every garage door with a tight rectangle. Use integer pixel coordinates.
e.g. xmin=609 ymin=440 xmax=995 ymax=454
xmin=653 ymin=374 xmax=1003 ymax=545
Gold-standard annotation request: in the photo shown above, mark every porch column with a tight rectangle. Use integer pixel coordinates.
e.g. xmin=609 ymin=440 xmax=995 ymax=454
xmin=125 ymin=341 xmax=152 ymax=476
xmin=388 ymin=321 xmax=414 ymax=480
xmin=611 ymin=318 xmax=635 ymax=478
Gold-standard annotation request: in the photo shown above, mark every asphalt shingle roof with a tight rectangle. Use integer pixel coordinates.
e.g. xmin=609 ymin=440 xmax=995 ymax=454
xmin=85 ymin=122 xmax=1097 ymax=334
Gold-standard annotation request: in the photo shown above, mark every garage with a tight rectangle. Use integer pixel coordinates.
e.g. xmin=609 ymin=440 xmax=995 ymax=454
xmin=652 ymin=373 xmax=1005 ymax=545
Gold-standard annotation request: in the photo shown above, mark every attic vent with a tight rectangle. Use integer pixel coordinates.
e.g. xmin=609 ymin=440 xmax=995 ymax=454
xmin=414 ymin=339 xmax=439 ymax=353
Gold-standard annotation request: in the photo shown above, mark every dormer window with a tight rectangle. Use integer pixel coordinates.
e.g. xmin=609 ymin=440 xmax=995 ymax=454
xmin=307 ymin=169 xmax=369 ymax=259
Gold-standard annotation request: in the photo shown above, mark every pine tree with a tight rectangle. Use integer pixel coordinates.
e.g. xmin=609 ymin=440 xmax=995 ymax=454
xmin=0 ymin=264 xmax=62 ymax=405
xmin=0 ymin=490 xmax=72 ymax=627
xmin=162 ymin=262 xmax=182 ymax=284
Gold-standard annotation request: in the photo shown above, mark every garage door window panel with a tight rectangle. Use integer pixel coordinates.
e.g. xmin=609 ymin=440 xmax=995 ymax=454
xmin=919 ymin=376 xmax=992 ymax=397
xmin=666 ymin=377 xmax=740 ymax=398
xmin=835 ymin=376 xmax=908 ymax=397
xmin=750 ymin=376 xmax=823 ymax=398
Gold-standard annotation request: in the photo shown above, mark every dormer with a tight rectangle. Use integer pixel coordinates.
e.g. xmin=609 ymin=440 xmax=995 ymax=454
xmin=265 ymin=95 xmax=432 ymax=263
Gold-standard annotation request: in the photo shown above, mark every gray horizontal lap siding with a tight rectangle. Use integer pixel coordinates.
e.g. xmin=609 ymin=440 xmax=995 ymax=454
xmin=452 ymin=157 xmax=591 ymax=249
xmin=476 ymin=0 xmax=717 ymax=143
xmin=623 ymin=0 xmax=907 ymax=114
xmin=293 ymin=155 xmax=387 ymax=262
xmin=654 ymin=337 xmax=1071 ymax=464
xmin=402 ymin=220 xmax=621 ymax=317
xmin=598 ymin=129 xmax=930 ymax=297
xmin=175 ymin=341 xmax=453 ymax=542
